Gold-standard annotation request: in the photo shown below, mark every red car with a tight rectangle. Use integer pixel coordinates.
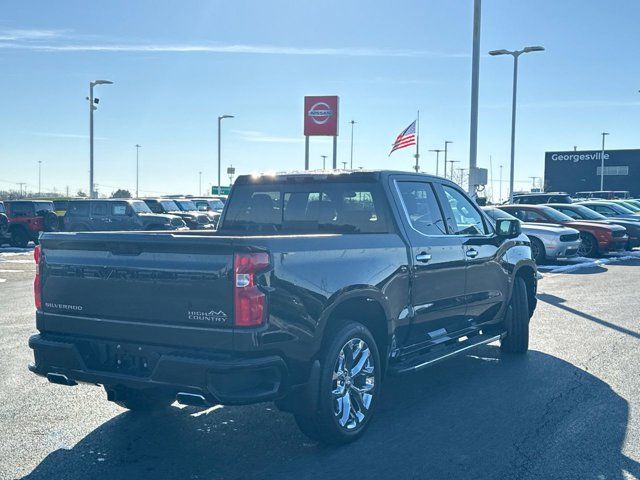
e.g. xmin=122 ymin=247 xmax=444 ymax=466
xmin=499 ymin=205 xmax=628 ymax=257
xmin=3 ymin=200 xmax=59 ymax=248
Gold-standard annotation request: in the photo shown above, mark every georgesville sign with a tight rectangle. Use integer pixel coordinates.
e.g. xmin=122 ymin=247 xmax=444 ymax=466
xmin=304 ymin=96 xmax=339 ymax=136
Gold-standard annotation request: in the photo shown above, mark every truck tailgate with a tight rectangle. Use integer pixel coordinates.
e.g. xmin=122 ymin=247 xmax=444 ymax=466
xmin=39 ymin=233 xmax=237 ymax=329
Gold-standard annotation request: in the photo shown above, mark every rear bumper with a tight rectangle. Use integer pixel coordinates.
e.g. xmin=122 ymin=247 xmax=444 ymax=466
xmin=28 ymin=334 xmax=288 ymax=405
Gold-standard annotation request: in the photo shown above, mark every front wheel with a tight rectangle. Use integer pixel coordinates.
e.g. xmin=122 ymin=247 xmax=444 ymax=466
xmin=529 ymin=237 xmax=546 ymax=264
xmin=500 ymin=276 xmax=530 ymax=354
xmin=9 ymin=229 xmax=29 ymax=248
xmin=577 ymin=232 xmax=598 ymax=258
xmin=294 ymin=321 xmax=381 ymax=444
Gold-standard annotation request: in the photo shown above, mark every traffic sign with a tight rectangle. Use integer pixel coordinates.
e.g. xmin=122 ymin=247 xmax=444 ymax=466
xmin=212 ymin=186 xmax=231 ymax=195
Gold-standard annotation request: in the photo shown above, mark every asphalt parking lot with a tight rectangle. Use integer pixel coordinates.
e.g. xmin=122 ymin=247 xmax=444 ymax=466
xmin=2 ymin=247 xmax=640 ymax=480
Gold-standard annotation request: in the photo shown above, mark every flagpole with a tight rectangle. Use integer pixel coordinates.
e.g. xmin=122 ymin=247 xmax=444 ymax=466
xmin=414 ymin=110 xmax=420 ymax=173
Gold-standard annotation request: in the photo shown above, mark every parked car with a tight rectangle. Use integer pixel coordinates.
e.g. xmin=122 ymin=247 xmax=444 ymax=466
xmin=63 ymin=199 xmax=187 ymax=232
xmin=512 ymin=192 xmax=573 ymax=205
xmin=575 ymin=190 xmax=631 ymax=200
xmin=610 ymin=200 xmax=640 ymax=213
xmin=2 ymin=200 xmax=59 ymax=247
xmin=483 ymin=207 xmax=581 ymax=263
xmin=171 ymin=198 xmax=216 ymax=226
xmin=29 ymin=170 xmax=537 ymax=445
xmin=0 ymin=201 xmax=8 ymax=237
xmin=192 ymin=197 xmax=225 ymax=213
xmin=578 ymin=201 xmax=640 ymax=221
xmin=499 ymin=204 xmax=627 ymax=257
xmin=547 ymin=203 xmax=640 ymax=250
xmin=142 ymin=198 xmax=213 ymax=230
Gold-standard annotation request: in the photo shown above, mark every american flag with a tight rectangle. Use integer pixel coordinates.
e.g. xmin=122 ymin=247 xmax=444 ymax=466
xmin=389 ymin=120 xmax=417 ymax=155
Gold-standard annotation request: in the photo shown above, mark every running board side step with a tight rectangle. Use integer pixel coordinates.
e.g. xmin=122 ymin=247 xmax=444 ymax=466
xmin=389 ymin=333 xmax=504 ymax=375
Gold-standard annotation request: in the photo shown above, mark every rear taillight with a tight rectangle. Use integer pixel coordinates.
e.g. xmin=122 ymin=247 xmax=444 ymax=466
xmin=34 ymin=245 xmax=42 ymax=310
xmin=234 ymin=252 xmax=270 ymax=327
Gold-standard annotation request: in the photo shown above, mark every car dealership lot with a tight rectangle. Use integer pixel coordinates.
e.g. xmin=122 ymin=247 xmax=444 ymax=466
xmin=2 ymin=247 xmax=640 ymax=479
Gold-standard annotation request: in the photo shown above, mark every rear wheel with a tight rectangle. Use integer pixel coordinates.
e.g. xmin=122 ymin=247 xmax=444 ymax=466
xmin=9 ymin=229 xmax=29 ymax=248
xmin=577 ymin=232 xmax=598 ymax=257
xmin=294 ymin=321 xmax=381 ymax=444
xmin=500 ymin=276 xmax=530 ymax=354
xmin=0 ymin=214 xmax=8 ymax=236
xmin=529 ymin=237 xmax=546 ymax=264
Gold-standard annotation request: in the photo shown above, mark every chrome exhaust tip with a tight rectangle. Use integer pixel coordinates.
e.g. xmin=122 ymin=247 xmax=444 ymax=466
xmin=176 ymin=392 xmax=208 ymax=407
xmin=47 ymin=373 xmax=77 ymax=386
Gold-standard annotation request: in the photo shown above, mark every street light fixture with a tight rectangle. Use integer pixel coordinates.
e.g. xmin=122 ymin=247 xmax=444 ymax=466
xmin=217 ymin=115 xmax=234 ymax=195
xmin=489 ymin=45 xmax=544 ymax=202
xmin=444 ymin=141 xmax=453 ymax=178
xmin=88 ymin=79 xmax=114 ymax=198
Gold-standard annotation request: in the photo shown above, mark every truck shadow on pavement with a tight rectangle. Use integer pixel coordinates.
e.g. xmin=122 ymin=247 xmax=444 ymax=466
xmin=23 ymin=347 xmax=640 ymax=480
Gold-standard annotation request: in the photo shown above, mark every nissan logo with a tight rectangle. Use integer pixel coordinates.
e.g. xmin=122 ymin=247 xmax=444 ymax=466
xmin=308 ymin=102 xmax=334 ymax=125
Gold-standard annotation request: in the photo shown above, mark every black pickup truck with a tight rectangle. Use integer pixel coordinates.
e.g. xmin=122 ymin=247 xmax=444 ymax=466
xmin=29 ymin=171 xmax=537 ymax=444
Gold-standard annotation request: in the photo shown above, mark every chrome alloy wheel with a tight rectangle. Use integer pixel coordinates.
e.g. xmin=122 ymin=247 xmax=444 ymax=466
xmin=332 ymin=337 xmax=376 ymax=430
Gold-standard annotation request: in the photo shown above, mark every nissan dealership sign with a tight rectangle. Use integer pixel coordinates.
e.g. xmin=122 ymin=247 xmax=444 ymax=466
xmin=304 ymin=96 xmax=339 ymax=136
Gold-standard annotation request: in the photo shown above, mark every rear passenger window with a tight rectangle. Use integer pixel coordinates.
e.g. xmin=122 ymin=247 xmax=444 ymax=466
xmin=91 ymin=202 xmax=108 ymax=216
xmin=67 ymin=202 xmax=89 ymax=217
xmin=396 ymin=181 xmax=446 ymax=235
xmin=442 ymin=185 xmax=487 ymax=235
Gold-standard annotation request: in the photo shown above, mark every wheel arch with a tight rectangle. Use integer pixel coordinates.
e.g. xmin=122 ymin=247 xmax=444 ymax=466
xmin=513 ymin=263 xmax=537 ymax=317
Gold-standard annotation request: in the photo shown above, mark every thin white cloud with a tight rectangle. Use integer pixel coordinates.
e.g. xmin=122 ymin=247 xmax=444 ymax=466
xmin=0 ymin=42 xmax=462 ymax=58
xmin=0 ymin=28 xmax=67 ymax=41
xmin=232 ymin=130 xmax=302 ymax=144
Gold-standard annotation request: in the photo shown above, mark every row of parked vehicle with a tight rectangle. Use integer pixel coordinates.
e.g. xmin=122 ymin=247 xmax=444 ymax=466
xmin=0 ymin=196 xmax=227 ymax=248
xmin=488 ymin=192 xmax=640 ymax=262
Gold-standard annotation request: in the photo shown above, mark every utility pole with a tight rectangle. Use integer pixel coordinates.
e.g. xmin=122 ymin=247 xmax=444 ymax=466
xmin=600 ymin=132 xmax=609 ymax=190
xmin=217 ymin=114 xmax=234 ymax=195
xmin=135 ymin=144 xmax=141 ymax=198
xmin=468 ymin=0 xmax=482 ymax=193
xmin=38 ymin=161 xmax=42 ymax=196
xmin=444 ymin=141 xmax=453 ymax=178
xmin=17 ymin=183 xmax=26 ymax=198
xmin=349 ymin=120 xmax=356 ymax=169
xmin=321 ymin=155 xmax=328 ymax=170
xmin=87 ymin=79 xmax=114 ymax=199
xmin=429 ymin=149 xmax=443 ymax=176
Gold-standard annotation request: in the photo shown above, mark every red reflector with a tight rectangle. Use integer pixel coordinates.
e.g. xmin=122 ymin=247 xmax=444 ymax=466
xmin=34 ymin=245 xmax=42 ymax=310
xmin=234 ymin=252 xmax=269 ymax=327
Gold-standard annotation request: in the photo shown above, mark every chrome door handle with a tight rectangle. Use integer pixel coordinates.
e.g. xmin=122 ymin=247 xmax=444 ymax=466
xmin=416 ymin=252 xmax=432 ymax=263
xmin=466 ymin=249 xmax=479 ymax=258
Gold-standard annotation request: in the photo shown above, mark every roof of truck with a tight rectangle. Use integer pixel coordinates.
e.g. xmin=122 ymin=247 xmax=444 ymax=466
xmin=235 ymin=169 xmax=451 ymax=184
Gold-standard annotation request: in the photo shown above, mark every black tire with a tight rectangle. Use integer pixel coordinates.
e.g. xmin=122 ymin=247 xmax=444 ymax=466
xmin=500 ymin=276 xmax=530 ymax=354
xmin=529 ymin=237 xmax=546 ymax=264
xmin=577 ymin=232 xmax=598 ymax=258
xmin=9 ymin=228 xmax=29 ymax=248
xmin=0 ymin=214 xmax=8 ymax=236
xmin=111 ymin=388 xmax=173 ymax=412
xmin=294 ymin=321 xmax=381 ymax=445
xmin=43 ymin=211 xmax=59 ymax=232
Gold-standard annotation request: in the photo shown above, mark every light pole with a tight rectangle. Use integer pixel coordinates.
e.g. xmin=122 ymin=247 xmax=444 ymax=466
xmin=38 ymin=161 xmax=42 ymax=196
xmin=199 ymin=171 xmax=202 ymax=196
xmin=428 ymin=149 xmax=443 ymax=176
xmin=341 ymin=161 xmax=348 ymax=170
xmin=600 ymin=132 xmax=609 ymax=190
xmin=135 ymin=144 xmax=141 ymax=198
xmin=349 ymin=120 xmax=357 ymax=169
xmin=444 ymin=141 xmax=453 ymax=178
xmin=447 ymin=160 xmax=460 ymax=180
xmin=321 ymin=155 xmax=328 ymax=170
xmin=88 ymin=79 xmax=113 ymax=199
xmin=489 ymin=46 xmax=544 ymax=202
xmin=499 ymin=165 xmax=503 ymax=203
xmin=217 ymin=114 xmax=234 ymax=195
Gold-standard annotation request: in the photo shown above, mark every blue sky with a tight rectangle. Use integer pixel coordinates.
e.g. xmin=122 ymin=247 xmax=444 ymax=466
xmin=0 ymin=0 xmax=638 ymax=199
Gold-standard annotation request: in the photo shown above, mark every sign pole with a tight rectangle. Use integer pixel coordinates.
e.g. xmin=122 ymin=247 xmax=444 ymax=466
xmin=305 ymin=136 xmax=310 ymax=170
xmin=332 ymin=136 xmax=337 ymax=169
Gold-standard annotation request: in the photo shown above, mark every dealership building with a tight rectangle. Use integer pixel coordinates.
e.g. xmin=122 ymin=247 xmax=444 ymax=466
xmin=544 ymin=149 xmax=640 ymax=197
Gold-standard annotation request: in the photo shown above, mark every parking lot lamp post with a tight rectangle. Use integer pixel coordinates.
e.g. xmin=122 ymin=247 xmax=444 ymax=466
xmin=600 ymin=132 xmax=609 ymax=190
xmin=88 ymin=80 xmax=113 ymax=199
xmin=135 ymin=144 xmax=141 ymax=198
xmin=444 ymin=141 xmax=453 ymax=178
xmin=349 ymin=120 xmax=356 ymax=169
xmin=321 ymin=155 xmax=327 ymax=170
xmin=217 ymin=115 xmax=234 ymax=195
xmin=38 ymin=161 xmax=42 ymax=196
xmin=428 ymin=149 xmax=443 ymax=176
xmin=488 ymin=46 xmax=544 ymax=202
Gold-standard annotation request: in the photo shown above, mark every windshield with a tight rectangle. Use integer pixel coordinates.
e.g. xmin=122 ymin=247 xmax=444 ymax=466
xmin=538 ymin=206 xmax=574 ymax=222
xmin=175 ymin=200 xmax=198 ymax=211
xmin=208 ymin=200 xmax=225 ymax=210
xmin=565 ymin=205 xmax=607 ymax=220
xmin=608 ymin=203 xmax=635 ymax=214
xmin=130 ymin=201 xmax=152 ymax=213
xmin=160 ymin=200 xmax=180 ymax=211
xmin=483 ymin=207 xmax=518 ymax=222
xmin=618 ymin=201 xmax=640 ymax=212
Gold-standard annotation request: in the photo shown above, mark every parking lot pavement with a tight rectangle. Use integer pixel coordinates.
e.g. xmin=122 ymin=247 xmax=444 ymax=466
xmin=2 ymin=248 xmax=640 ymax=480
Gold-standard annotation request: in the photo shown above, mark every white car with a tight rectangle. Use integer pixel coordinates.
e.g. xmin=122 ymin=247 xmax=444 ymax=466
xmin=483 ymin=207 xmax=581 ymax=263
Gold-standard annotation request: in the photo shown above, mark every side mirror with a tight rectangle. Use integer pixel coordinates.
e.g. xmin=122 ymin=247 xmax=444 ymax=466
xmin=495 ymin=218 xmax=521 ymax=238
